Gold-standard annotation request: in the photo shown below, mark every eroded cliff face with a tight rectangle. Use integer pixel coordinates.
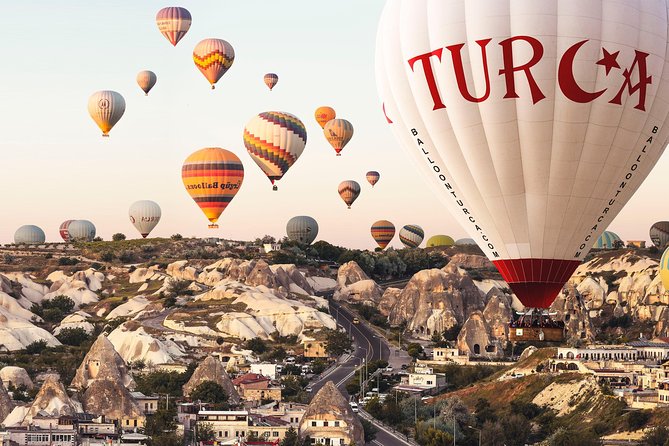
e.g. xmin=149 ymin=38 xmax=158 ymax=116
xmin=182 ymin=356 xmax=240 ymax=403
xmin=332 ymin=261 xmax=384 ymax=305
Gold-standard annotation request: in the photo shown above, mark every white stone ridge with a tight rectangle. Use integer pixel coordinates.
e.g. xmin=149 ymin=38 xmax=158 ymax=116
xmin=53 ymin=311 xmax=94 ymax=335
xmin=0 ymin=304 xmax=60 ymax=351
xmin=106 ymin=296 xmax=151 ymax=320
xmin=107 ymin=323 xmax=184 ymax=365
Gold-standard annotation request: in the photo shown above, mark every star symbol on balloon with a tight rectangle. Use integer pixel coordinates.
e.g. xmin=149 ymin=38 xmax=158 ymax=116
xmin=596 ymin=48 xmax=620 ymax=75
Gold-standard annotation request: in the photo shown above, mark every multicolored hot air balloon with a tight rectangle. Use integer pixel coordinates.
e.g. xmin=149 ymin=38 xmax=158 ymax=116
xmin=593 ymin=231 xmax=622 ymax=250
xmin=286 ymin=216 xmax=319 ymax=245
xmin=14 ymin=225 xmax=45 ymax=245
xmin=137 ymin=70 xmax=157 ymax=96
xmin=88 ymin=91 xmax=125 ymax=137
xmin=264 ymin=73 xmax=279 ymax=91
xmin=68 ymin=220 xmax=96 ymax=242
xmin=324 ymin=119 xmax=354 ymax=156
xmin=366 ymin=171 xmax=380 ymax=187
xmin=650 ymin=222 xmax=669 ymax=248
xmin=59 ymin=220 xmax=74 ymax=242
xmin=660 ymin=247 xmax=669 ymax=293
xmin=371 ymin=220 xmax=395 ymax=250
xmin=315 ymin=106 xmax=336 ymax=129
xmin=243 ymin=112 xmax=307 ymax=190
xmin=426 ymin=235 xmax=455 ymax=248
xmin=156 ymin=6 xmax=191 ymax=47
xmin=129 ymin=200 xmax=162 ymax=238
xmin=338 ymin=181 xmax=360 ymax=209
xmin=399 ymin=225 xmax=424 ymax=249
xmin=182 ymin=148 xmax=244 ymax=228
xmin=193 ymin=39 xmax=235 ymax=89
xmin=377 ymin=0 xmax=669 ymax=309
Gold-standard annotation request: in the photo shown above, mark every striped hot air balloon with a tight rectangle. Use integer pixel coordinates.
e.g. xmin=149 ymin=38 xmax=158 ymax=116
xmin=182 ymin=148 xmax=244 ymax=228
xmin=366 ymin=171 xmax=380 ymax=187
xmin=193 ymin=38 xmax=235 ymax=89
xmin=650 ymin=221 xmax=669 ymax=248
xmin=593 ymin=231 xmax=622 ymax=249
xmin=59 ymin=220 xmax=74 ymax=242
xmin=88 ymin=91 xmax=125 ymax=137
xmin=426 ymin=235 xmax=455 ymax=247
xmin=129 ymin=200 xmax=161 ymax=238
xmin=399 ymin=225 xmax=424 ymax=249
xmin=14 ymin=225 xmax=45 ymax=245
xmin=156 ymin=7 xmax=192 ymax=47
xmin=243 ymin=112 xmax=307 ymax=190
xmin=314 ymin=106 xmax=336 ymax=129
xmin=338 ymin=181 xmax=361 ymax=209
xmin=286 ymin=216 xmax=319 ymax=245
xmin=68 ymin=220 xmax=96 ymax=242
xmin=371 ymin=220 xmax=395 ymax=250
xmin=137 ymin=70 xmax=157 ymax=96
xmin=324 ymin=119 xmax=354 ymax=156
xmin=660 ymin=247 xmax=669 ymax=293
xmin=264 ymin=73 xmax=279 ymax=91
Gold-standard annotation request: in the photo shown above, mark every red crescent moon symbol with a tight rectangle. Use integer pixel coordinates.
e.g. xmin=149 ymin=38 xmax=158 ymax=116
xmin=558 ymin=40 xmax=606 ymax=103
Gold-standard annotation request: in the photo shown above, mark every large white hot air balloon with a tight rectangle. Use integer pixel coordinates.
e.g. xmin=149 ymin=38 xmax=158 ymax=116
xmin=68 ymin=220 xmax=96 ymax=242
xmin=376 ymin=0 xmax=669 ymax=309
xmin=129 ymin=200 xmax=162 ymax=238
xmin=88 ymin=90 xmax=125 ymax=137
xmin=286 ymin=216 xmax=319 ymax=245
xmin=14 ymin=225 xmax=45 ymax=245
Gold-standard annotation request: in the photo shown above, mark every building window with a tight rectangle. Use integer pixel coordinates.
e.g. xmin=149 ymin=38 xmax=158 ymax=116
xmin=273 ymin=432 xmax=279 ymax=437
xmin=334 ymin=421 xmax=340 ymax=427
xmin=312 ymin=421 xmax=317 ymax=427
xmin=324 ymin=421 xmax=328 ymax=427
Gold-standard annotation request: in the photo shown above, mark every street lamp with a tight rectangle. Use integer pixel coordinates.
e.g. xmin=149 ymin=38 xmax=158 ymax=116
xmin=467 ymin=425 xmax=481 ymax=446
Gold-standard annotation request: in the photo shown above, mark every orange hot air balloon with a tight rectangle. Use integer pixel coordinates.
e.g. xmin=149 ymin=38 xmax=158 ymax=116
xmin=181 ymin=148 xmax=244 ymax=228
xmin=324 ymin=119 xmax=354 ymax=156
xmin=371 ymin=220 xmax=395 ymax=250
xmin=314 ymin=106 xmax=336 ymax=129
xmin=264 ymin=73 xmax=279 ymax=91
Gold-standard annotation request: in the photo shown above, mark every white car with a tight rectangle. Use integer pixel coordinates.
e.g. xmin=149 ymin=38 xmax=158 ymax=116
xmin=384 ymin=366 xmax=394 ymax=373
xmin=349 ymin=402 xmax=359 ymax=413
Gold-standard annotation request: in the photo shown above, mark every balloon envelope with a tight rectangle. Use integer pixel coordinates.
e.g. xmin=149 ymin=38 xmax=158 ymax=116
xmin=338 ymin=181 xmax=360 ymax=209
xmin=371 ymin=220 xmax=395 ymax=250
xmin=426 ymin=235 xmax=455 ymax=248
xmin=376 ymin=0 xmax=669 ymax=308
xmin=243 ymin=112 xmax=307 ymax=189
xmin=286 ymin=216 xmax=319 ymax=245
xmin=156 ymin=6 xmax=192 ymax=46
xmin=88 ymin=91 xmax=125 ymax=137
xmin=182 ymin=147 xmax=244 ymax=228
xmin=129 ymin=200 xmax=162 ymax=238
xmin=59 ymin=220 xmax=74 ymax=242
xmin=324 ymin=119 xmax=354 ymax=155
xmin=264 ymin=73 xmax=279 ymax=91
xmin=399 ymin=225 xmax=424 ymax=248
xmin=314 ymin=106 xmax=336 ymax=129
xmin=455 ymin=238 xmax=477 ymax=246
xmin=14 ymin=225 xmax=45 ymax=245
xmin=593 ymin=231 xmax=622 ymax=249
xmin=660 ymin=247 xmax=669 ymax=292
xmin=366 ymin=171 xmax=380 ymax=187
xmin=137 ymin=70 xmax=157 ymax=95
xmin=68 ymin=220 xmax=96 ymax=242
xmin=650 ymin=222 xmax=669 ymax=248
xmin=193 ymin=38 xmax=235 ymax=89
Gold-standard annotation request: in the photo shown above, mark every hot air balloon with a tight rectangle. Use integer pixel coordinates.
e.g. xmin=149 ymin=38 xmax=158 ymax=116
xmin=371 ymin=220 xmax=395 ymax=250
xmin=137 ymin=70 xmax=157 ymax=96
xmin=156 ymin=6 xmax=191 ymax=47
xmin=59 ymin=220 xmax=74 ymax=242
xmin=324 ymin=119 xmax=354 ymax=156
xmin=129 ymin=200 xmax=162 ymax=238
xmin=68 ymin=220 xmax=96 ymax=242
xmin=264 ymin=73 xmax=279 ymax=91
xmin=314 ymin=106 xmax=336 ymax=129
xmin=366 ymin=171 xmax=380 ymax=187
xmin=660 ymin=247 xmax=669 ymax=293
xmin=455 ymin=238 xmax=477 ymax=246
xmin=399 ymin=225 xmax=424 ymax=248
xmin=182 ymin=147 xmax=244 ymax=228
xmin=426 ymin=235 xmax=455 ymax=248
xmin=338 ymin=181 xmax=360 ymax=209
xmin=286 ymin=216 xmax=319 ymax=245
xmin=88 ymin=91 xmax=125 ymax=137
xmin=593 ymin=231 xmax=622 ymax=250
xmin=193 ymin=38 xmax=235 ymax=89
xmin=650 ymin=222 xmax=669 ymax=248
xmin=243 ymin=112 xmax=307 ymax=191
xmin=14 ymin=225 xmax=45 ymax=245
xmin=376 ymin=0 xmax=669 ymax=311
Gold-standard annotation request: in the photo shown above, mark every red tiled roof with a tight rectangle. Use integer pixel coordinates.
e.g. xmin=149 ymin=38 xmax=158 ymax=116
xmin=232 ymin=373 xmax=270 ymax=386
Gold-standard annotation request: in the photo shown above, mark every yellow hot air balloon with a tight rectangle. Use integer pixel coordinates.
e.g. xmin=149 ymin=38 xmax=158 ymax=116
xmin=324 ymin=119 xmax=354 ymax=156
xmin=88 ymin=91 xmax=125 ymax=137
xmin=314 ymin=106 xmax=336 ymax=129
xmin=426 ymin=235 xmax=455 ymax=248
xmin=182 ymin=148 xmax=244 ymax=228
xmin=193 ymin=38 xmax=235 ymax=89
xmin=661 ymin=247 xmax=669 ymax=293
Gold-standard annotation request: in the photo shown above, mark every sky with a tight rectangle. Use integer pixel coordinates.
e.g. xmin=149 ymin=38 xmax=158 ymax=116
xmin=1 ymin=1 xmax=668 ymax=249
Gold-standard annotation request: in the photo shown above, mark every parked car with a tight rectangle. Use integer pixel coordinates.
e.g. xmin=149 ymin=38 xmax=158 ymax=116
xmin=349 ymin=401 xmax=359 ymax=413
xmin=305 ymin=386 xmax=313 ymax=393
xmin=352 ymin=317 xmax=360 ymax=324
xmin=384 ymin=366 xmax=394 ymax=373
xmin=400 ymin=364 xmax=408 ymax=370
xmin=285 ymin=357 xmax=296 ymax=365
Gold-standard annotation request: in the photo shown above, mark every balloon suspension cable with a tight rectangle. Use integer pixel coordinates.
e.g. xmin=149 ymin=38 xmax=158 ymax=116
xmin=208 ymin=224 xmax=219 ymax=229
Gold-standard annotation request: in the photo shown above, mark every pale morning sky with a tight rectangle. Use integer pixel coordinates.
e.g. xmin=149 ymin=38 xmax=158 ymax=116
xmin=1 ymin=1 xmax=667 ymax=249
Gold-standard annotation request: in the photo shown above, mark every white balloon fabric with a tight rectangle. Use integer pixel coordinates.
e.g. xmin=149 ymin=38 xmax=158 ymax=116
xmin=14 ymin=225 xmax=45 ymax=245
xmin=286 ymin=216 xmax=319 ymax=245
xmin=87 ymin=90 xmax=125 ymax=137
xmin=376 ymin=0 xmax=669 ymax=308
xmin=68 ymin=220 xmax=96 ymax=242
xmin=129 ymin=200 xmax=162 ymax=238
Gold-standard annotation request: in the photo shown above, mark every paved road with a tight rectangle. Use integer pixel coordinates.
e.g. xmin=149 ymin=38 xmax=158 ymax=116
xmin=309 ymin=300 xmax=413 ymax=446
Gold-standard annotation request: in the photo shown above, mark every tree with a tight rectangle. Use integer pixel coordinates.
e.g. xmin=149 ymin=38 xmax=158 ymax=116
xmin=360 ymin=418 xmax=378 ymax=443
xmin=166 ymin=279 xmax=191 ymax=297
xmin=196 ymin=422 xmax=215 ymax=442
xmin=501 ymin=414 xmax=531 ymax=446
xmin=56 ymin=327 xmax=90 ymax=346
xmin=475 ymin=398 xmax=496 ymax=424
xmin=32 ymin=295 xmax=76 ymax=324
xmin=324 ymin=328 xmax=353 ymax=356
xmin=245 ymin=338 xmax=268 ymax=354
xmin=93 ymin=236 xmax=103 ymax=242
xmin=280 ymin=427 xmax=300 ymax=446
xmin=546 ymin=427 xmax=600 ymax=446
xmin=144 ymin=405 xmax=176 ymax=437
xmin=171 ymin=233 xmax=183 ymax=240
xmin=112 ymin=233 xmax=126 ymax=241
xmin=407 ymin=342 xmax=424 ymax=360
xmin=481 ymin=420 xmax=506 ymax=446
xmin=626 ymin=410 xmax=651 ymax=431
xmin=25 ymin=340 xmax=49 ymax=354
xmin=101 ymin=251 xmax=114 ymax=262
xmin=189 ymin=381 xmax=229 ymax=408
xmin=640 ymin=426 xmax=669 ymax=446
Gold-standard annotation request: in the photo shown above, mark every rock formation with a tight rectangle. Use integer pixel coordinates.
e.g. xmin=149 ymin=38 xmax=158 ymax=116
xmin=81 ymin=379 xmax=143 ymax=422
xmin=447 ymin=253 xmax=493 ymax=270
xmin=0 ymin=366 xmax=33 ymax=389
xmin=481 ymin=288 xmax=513 ymax=347
xmin=183 ymin=356 xmax=240 ymax=404
xmin=299 ymin=381 xmax=364 ymax=446
xmin=0 ymin=381 xmax=13 ymax=422
xmin=71 ymin=334 xmax=135 ymax=390
xmin=550 ymin=284 xmax=596 ymax=344
xmin=24 ymin=374 xmax=82 ymax=423
xmin=378 ymin=287 xmax=402 ymax=317
xmin=457 ymin=311 xmax=503 ymax=357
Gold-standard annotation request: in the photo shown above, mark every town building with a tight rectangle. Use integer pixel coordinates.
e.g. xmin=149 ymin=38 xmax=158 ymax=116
xmin=195 ymin=410 xmax=290 ymax=443
xmin=249 ymin=363 xmax=280 ymax=380
xmin=407 ymin=365 xmax=447 ymax=390
xmin=302 ymin=339 xmax=329 ymax=358
xmin=130 ymin=392 xmax=159 ymax=415
xmin=232 ymin=373 xmax=282 ymax=403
